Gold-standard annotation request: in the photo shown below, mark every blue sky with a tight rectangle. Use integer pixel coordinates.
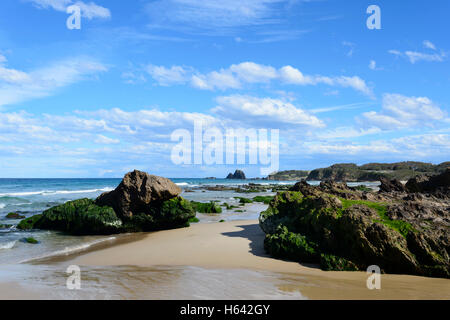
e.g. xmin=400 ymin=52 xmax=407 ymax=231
xmin=0 ymin=0 xmax=449 ymax=178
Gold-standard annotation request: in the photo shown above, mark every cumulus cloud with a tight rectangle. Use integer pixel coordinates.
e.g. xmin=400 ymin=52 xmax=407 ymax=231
xmin=27 ymin=0 xmax=111 ymax=19
xmin=143 ymin=62 xmax=373 ymax=96
xmin=359 ymin=93 xmax=447 ymax=130
xmin=212 ymin=95 xmax=325 ymax=128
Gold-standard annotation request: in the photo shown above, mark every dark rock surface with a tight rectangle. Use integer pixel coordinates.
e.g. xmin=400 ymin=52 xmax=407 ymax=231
xmin=379 ymin=178 xmax=406 ymax=193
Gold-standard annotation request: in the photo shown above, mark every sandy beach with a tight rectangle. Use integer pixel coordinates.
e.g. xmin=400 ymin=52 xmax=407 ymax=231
xmin=52 ymin=220 xmax=449 ymax=300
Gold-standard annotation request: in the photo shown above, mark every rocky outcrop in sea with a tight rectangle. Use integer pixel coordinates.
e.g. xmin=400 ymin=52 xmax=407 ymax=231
xmin=18 ymin=170 xmax=196 ymax=235
xmin=259 ymin=169 xmax=450 ymax=278
xmin=226 ymin=170 xmax=246 ymax=179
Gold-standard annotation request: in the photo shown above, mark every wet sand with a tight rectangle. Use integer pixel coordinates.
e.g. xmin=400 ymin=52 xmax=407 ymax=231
xmin=60 ymin=220 xmax=450 ymax=300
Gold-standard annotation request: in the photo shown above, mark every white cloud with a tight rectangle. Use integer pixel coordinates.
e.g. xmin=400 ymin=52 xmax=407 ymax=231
xmin=389 ymin=42 xmax=446 ymax=64
xmin=0 ymin=56 xmax=107 ymax=106
xmin=144 ymin=62 xmax=373 ymax=96
xmin=191 ymin=70 xmax=242 ymax=90
xmin=27 ymin=0 xmax=111 ymax=19
xmin=94 ymin=135 xmax=120 ymax=144
xmin=404 ymin=51 xmax=445 ymax=64
xmin=423 ymin=40 xmax=436 ymax=50
xmin=359 ymin=93 xmax=447 ymax=130
xmin=146 ymin=65 xmax=190 ymax=86
xmin=146 ymin=0 xmax=286 ymax=29
xmin=212 ymin=95 xmax=325 ymax=128
xmin=369 ymin=60 xmax=376 ymax=70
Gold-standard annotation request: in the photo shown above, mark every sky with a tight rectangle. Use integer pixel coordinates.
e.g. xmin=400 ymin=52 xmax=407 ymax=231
xmin=0 ymin=0 xmax=449 ymax=178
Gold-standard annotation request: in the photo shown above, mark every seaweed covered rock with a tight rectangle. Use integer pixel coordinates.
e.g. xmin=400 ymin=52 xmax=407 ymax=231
xmin=17 ymin=171 xmax=196 ymax=235
xmin=259 ymin=183 xmax=450 ymax=278
xmin=17 ymin=199 xmax=122 ymax=235
xmin=122 ymin=196 xmax=195 ymax=232
xmin=5 ymin=212 xmax=26 ymax=219
xmin=191 ymin=201 xmax=222 ymax=214
xmin=96 ymin=170 xmax=182 ymax=218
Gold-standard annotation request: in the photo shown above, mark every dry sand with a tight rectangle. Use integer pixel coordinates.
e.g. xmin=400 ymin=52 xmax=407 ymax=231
xmin=62 ymin=220 xmax=450 ymax=300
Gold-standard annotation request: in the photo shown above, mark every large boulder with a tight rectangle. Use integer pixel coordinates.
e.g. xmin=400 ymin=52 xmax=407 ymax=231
xmin=17 ymin=171 xmax=196 ymax=235
xmin=96 ymin=170 xmax=181 ymax=218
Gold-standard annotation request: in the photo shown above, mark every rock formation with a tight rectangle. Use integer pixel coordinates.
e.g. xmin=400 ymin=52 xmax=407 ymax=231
xmin=226 ymin=170 xmax=246 ymax=179
xmin=96 ymin=170 xmax=182 ymax=218
xmin=261 ymin=170 xmax=450 ymax=278
xmin=18 ymin=170 xmax=195 ymax=235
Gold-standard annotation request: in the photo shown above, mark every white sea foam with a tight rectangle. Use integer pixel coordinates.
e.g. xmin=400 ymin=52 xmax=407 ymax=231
xmin=20 ymin=237 xmax=117 ymax=263
xmin=175 ymin=182 xmax=189 ymax=186
xmin=0 ymin=203 xmax=5 ymax=209
xmin=0 ymin=187 xmax=114 ymax=197
xmin=0 ymin=241 xmax=16 ymax=250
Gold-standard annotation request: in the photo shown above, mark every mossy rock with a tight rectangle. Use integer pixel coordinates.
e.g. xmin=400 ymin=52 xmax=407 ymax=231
xmin=191 ymin=201 xmax=222 ymax=214
xmin=258 ymin=190 xmax=446 ymax=277
xmin=188 ymin=217 xmax=200 ymax=223
xmin=22 ymin=237 xmax=39 ymax=244
xmin=17 ymin=199 xmax=122 ymax=235
xmin=264 ymin=226 xmax=318 ymax=263
xmin=235 ymin=197 xmax=253 ymax=204
xmin=252 ymin=196 xmax=274 ymax=204
xmin=6 ymin=212 xmax=26 ymax=219
xmin=319 ymin=253 xmax=359 ymax=271
xmin=17 ymin=214 xmax=43 ymax=230
xmin=122 ymin=197 xmax=196 ymax=232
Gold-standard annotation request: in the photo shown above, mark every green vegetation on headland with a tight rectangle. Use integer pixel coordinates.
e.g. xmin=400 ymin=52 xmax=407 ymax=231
xmin=268 ymin=170 xmax=309 ymax=181
xmin=259 ymin=171 xmax=450 ymax=278
xmin=268 ymin=161 xmax=449 ymax=182
xmin=306 ymin=161 xmax=449 ymax=182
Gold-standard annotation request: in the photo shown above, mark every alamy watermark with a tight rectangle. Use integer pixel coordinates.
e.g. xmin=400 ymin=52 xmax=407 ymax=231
xmin=66 ymin=265 xmax=81 ymax=290
xmin=66 ymin=5 xmax=81 ymax=30
xmin=366 ymin=265 xmax=381 ymax=290
xmin=367 ymin=5 xmax=381 ymax=30
xmin=170 ymin=121 xmax=279 ymax=176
